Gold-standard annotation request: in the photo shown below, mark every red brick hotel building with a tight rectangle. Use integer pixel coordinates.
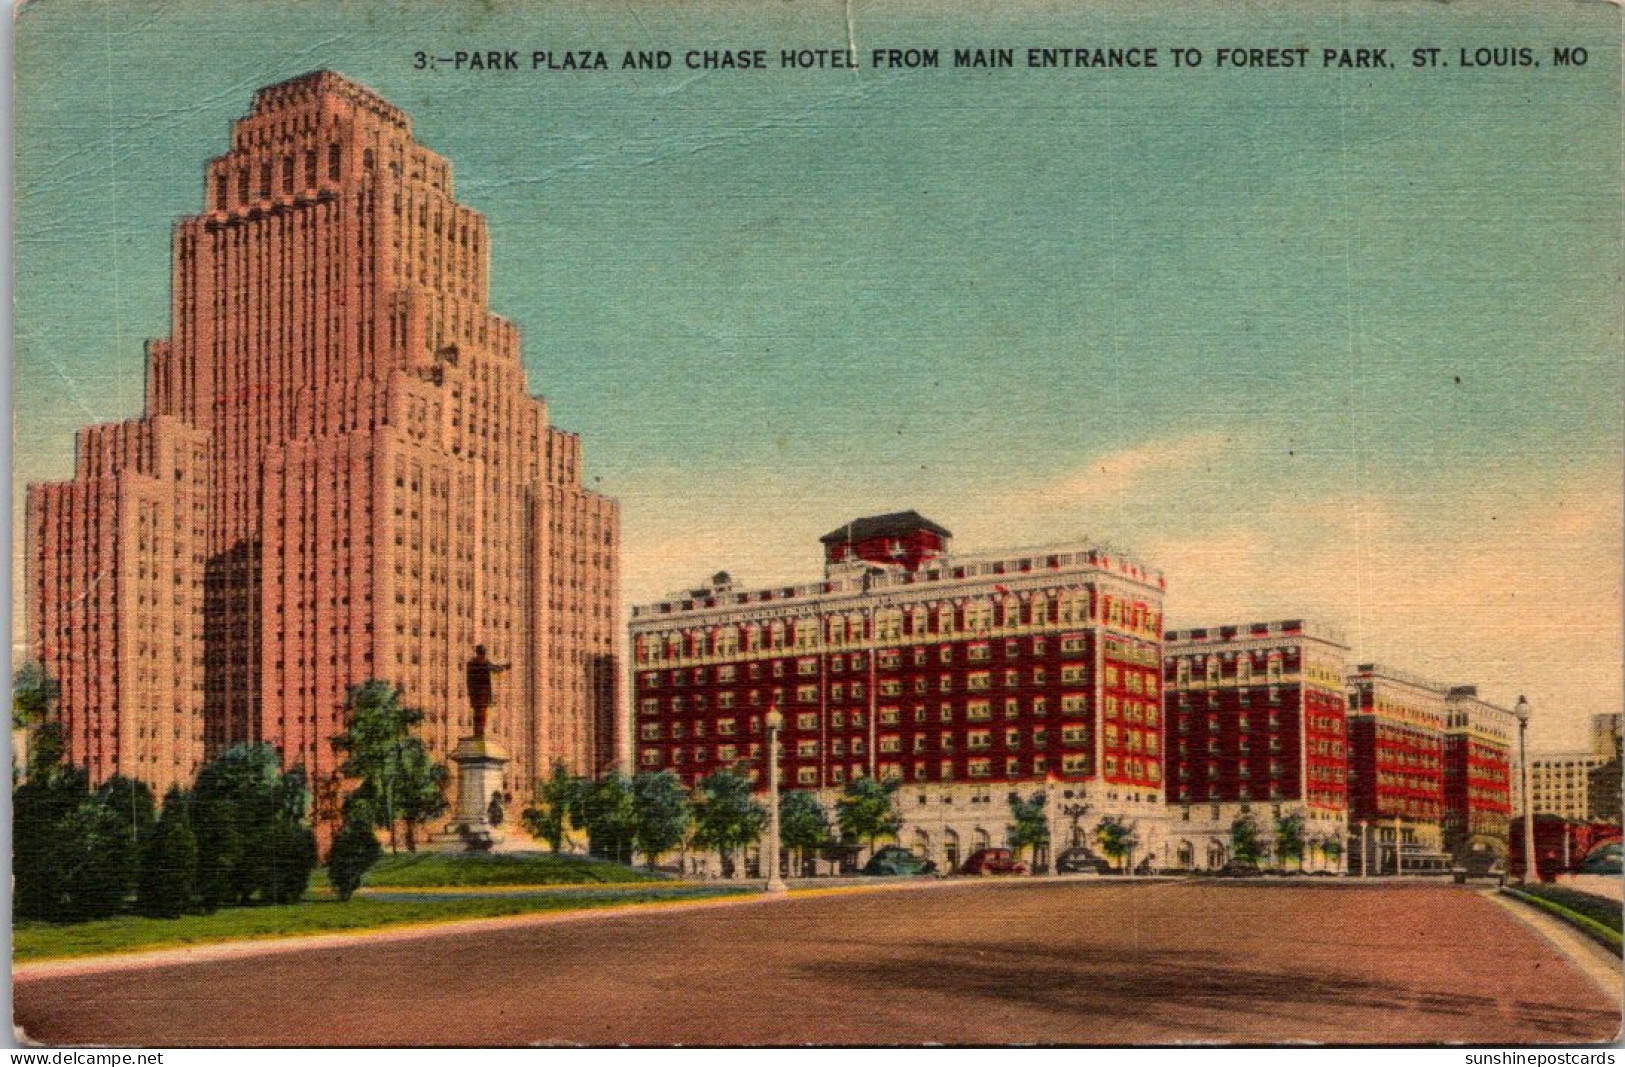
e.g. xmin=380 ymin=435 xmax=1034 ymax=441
xmin=1162 ymin=621 xmax=1351 ymax=870
xmin=629 ymin=511 xmax=1170 ymax=872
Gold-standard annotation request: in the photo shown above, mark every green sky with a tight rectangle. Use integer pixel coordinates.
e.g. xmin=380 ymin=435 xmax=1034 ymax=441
xmin=11 ymin=0 xmax=1622 ymax=748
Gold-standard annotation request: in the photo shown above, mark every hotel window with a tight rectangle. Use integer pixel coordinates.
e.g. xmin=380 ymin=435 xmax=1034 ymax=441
xmin=718 ymin=718 xmax=737 ymax=736
xmin=967 ymin=700 xmax=992 ymax=722
xmin=1006 ymin=728 xmax=1021 ymax=748
xmin=1005 ymin=698 xmax=1020 ymax=719
xmin=1062 ymin=754 xmax=1088 ymax=775
xmin=968 ymin=759 xmax=992 ymax=779
xmin=796 ymin=712 xmax=818 ymax=730
xmin=880 ymin=706 xmax=900 ymax=725
xmin=967 ymin=672 xmax=991 ymax=691
xmin=1061 ymin=634 xmax=1087 ymax=656
xmin=797 ymin=685 xmax=818 ymax=703
xmin=967 ymin=730 xmax=991 ymax=751
xmin=640 ymin=723 xmax=661 ymax=740
xmin=797 ymin=740 xmax=820 ymax=757
xmin=797 ymin=768 xmax=818 ymax=786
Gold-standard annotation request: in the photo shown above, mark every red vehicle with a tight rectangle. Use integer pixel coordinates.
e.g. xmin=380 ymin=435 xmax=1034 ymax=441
xmin=960 ymin=848 xmax=1029 ymax=876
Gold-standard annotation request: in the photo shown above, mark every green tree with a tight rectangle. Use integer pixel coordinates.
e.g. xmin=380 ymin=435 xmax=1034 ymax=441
xmin=522 ymin=762 xmax=585 ymax=853
xmin=12 ymin=662 xmax=56 ymax=731
xmin=328 ymin=800 xmax=384 ymax=902
xmin=691 ymin=769 xmax=767 ymax=878
xmin=1320 ymin=833 xmax=1344 ymax=872
xmin=138 ymin=787 xmax=198 ymax=918
xmin=331 ymin=681 xmax=444 ymax=852
xmin=1229 ymin=813 xmax=1264 ymax=868
xmin=394 ymin=739 xmax=449 ymax=851
xmin=836 ymin=776 xmax=903 ymax=857
xmin=13 ymin=763 xmax=96 ymax=921
xmin=1273 ymin=811 xmax=1306 ymax=871
xmin=779 ymin=790 xmax=832 ymax=874
xmin=1006 ymin=791 xmax=1050 ymax=865
xmin=12 ymin=732 xmax=148 ymax=922
xmin=580 ymin=773 xmax=638 ymax=864
xmin=632 ymin=771 xmax=691 ymax=869
xmin=191 ymin=743 xmax=316 ymax=907
xmin=96 ymin=775 xmax=157 ymax=900
xmin=1094 ymin=816 xmax=1140 ymax=871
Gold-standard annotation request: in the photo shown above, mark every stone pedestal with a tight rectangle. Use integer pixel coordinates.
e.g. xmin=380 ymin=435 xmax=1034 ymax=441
xmin=429 ymin=735 xmax=510 ymax=852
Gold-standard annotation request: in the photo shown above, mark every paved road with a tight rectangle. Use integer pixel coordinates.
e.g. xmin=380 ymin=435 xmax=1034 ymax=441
xmin=14 ymin=881 xmax=1621 ymax=1046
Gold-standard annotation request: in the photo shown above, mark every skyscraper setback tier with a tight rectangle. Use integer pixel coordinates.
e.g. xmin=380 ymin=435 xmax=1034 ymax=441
xmin=26 ymin=71 xmax=620 ymax=802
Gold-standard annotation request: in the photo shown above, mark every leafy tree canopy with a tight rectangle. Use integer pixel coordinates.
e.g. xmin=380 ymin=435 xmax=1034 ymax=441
xmin=836 ymin=776 xmax=902 ymax=851
xmin=631 ymin=770 xmax=691 ymax=867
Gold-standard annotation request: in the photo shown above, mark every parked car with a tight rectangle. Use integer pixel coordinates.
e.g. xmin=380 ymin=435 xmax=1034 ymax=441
xmin=1055 ymin=847 xmax=1112 ymax=875
xmin=862 ymin=846 xmax=937 ymax=877
xmin=1213 ymin=860 xmax=1262 ymax=878
xmin=960 ymin=848 xmax=1029 ymax=876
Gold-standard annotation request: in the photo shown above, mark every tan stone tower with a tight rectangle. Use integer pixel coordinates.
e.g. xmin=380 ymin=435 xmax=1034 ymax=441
xmin=26 ymin=71 xmax=620 ymax=806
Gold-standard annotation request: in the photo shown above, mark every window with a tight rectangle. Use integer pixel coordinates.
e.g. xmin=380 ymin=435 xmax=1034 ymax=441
xmin=797 ymin=768 xmax=818 ymax=786
xmin=796 ymin=712 xmax=817 ymax=731
xmin=797 ymin=685 xmax=818 ymax=703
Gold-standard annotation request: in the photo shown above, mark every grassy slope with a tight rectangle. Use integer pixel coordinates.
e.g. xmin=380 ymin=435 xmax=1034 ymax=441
xmin=360 ymin=851 xmax=668 ymax=887
xmin=1511 ymin=884 xmax=1623 ymax=933
xmin=14 ymin=885 xmax=738 ymax=963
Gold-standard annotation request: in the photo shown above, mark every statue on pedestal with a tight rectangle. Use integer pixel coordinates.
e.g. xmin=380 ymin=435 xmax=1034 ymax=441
xmin=431 ymin=643 xmax=513 ymax=852
xmin=465 ymin=644 xmax=510 ymax=740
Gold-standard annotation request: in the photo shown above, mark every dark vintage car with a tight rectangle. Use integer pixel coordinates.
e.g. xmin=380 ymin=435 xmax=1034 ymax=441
xmin=862 ymin=846 xmax=937 ymax=877
xmin=1213 ymin=860 xmax=1263 ymax=878
xmin=1055 ymin=847 xmax=1112 ymax=875
xmin=960 ymin=847 xmax=1029 ymax=876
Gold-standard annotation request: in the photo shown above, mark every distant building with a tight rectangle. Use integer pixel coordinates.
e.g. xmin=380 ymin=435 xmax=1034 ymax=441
xmin=25 ymin=72 xmax=620 ymax=808
xmin=629 ymin=511 xmax=1170 ymax=874
xmin=1589 ymin=713 xmax=1622 ymax=760
xmin=1528 ymin=751 xmax=1610 ymax=821
xmin=1346 ymin=664 xmax=1451 ymax=873
xmin=1161 ymin=620 xmax=1351 ymax=871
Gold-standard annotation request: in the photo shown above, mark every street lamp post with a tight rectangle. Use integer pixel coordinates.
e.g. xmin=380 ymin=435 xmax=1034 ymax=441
xmin=1359 ymin=820 xmax=1369 ymax=878
xmin=1516 ymin=695 xmax=1535 ymax=886
xmin=764 ymin=705 xmax=788 ymax=894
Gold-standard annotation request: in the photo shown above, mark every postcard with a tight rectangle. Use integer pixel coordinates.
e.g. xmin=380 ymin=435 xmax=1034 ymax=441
xmin=9 ymin=0 xmax=1622 ymax=1049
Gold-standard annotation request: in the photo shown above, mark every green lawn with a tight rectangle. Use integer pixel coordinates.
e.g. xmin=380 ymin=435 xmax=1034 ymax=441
xmin=1509 ymin=884 xmax=1623 ymax=933
xmin=14 ymin=885 xmax=742 ymax=963
xmin=360 ymin=851 xmax=669 ymax=887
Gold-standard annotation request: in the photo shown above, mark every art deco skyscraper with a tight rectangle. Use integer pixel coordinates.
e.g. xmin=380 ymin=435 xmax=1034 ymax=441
xmin=26 ymin=71 xmax=620 ymax=801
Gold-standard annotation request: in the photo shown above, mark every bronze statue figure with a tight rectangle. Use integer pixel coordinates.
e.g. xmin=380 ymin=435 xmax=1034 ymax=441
xmin=466 ymin=644 xmax=510 ymax=739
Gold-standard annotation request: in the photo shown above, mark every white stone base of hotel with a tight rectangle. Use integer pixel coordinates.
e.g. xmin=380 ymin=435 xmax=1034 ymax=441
xmin=1162 ymin=802 xmax=1350 ymax=872
xmin=678 ymin=780 xmax=1182 ymax=879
